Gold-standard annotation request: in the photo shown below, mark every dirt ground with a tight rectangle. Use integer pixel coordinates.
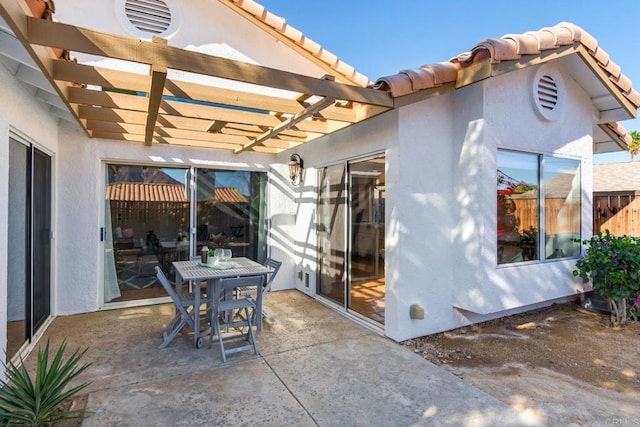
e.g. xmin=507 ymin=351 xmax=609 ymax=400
xmin=404 ymin=302 xmax=640 ymax=426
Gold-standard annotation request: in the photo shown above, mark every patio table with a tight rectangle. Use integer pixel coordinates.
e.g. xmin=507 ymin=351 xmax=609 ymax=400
xmin=172 ymin=257 xmax=271 ymax=348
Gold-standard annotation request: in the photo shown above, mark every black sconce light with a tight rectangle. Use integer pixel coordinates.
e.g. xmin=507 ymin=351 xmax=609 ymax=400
xmin=288 ymin=153 xmax=304 ymax=186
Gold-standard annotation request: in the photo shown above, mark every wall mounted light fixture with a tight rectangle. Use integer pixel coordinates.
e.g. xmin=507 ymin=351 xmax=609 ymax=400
xmin=288 ymin=153 xmax=304 ymax=186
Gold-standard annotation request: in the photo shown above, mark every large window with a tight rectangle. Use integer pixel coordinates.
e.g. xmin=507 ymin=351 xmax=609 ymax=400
xmin=497 ymin=150 xmax=580 ymax=265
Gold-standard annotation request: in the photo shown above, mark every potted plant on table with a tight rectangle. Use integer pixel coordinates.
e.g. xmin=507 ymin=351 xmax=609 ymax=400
xmin=573 ymin=231 xmax=640 ymax=326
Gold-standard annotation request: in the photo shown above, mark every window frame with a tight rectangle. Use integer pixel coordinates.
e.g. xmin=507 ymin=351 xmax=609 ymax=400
xmin=497 ymin=149 xmax=581 ymax=266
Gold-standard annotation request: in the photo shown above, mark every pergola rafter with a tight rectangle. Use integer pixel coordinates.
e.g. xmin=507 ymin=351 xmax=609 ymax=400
xmin=0 ymin=4 xmax=394 ymax=153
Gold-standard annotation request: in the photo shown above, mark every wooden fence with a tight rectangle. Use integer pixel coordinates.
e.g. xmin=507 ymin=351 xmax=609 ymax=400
xmin=593 ymin=194 xmax=640 ymax=236
xmin=110 ymin=200 xmax=250 ymax=243
xmin=110 ymin=201 xmax=189 ymax=242
xmin=510 ymin=197 xmax=580 ymax=235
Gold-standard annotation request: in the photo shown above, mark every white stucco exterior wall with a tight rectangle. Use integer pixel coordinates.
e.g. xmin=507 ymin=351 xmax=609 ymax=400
xmin=390 ymin=63 xmax=594 ymax=341
xmin=288 ymin=61 xmax=600 ymax=343
xmin=263 ymin=162 xmax=301 ymax=293
xmin=387 ymin=92 xmax=458 ymax=341
xmin=451 ymin=64 xmax=592 ymax=316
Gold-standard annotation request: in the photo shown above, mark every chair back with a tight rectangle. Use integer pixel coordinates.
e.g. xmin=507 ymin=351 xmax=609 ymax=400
xmin=218 ymin=275 xmax=263 ymax=304
xmin=155 ymin=266 xmax=181 ymax=304
xmin=263 ymin=258 xmax=282 ymax=292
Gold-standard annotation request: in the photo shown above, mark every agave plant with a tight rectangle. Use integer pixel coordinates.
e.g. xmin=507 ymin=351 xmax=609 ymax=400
xmin=0 ymin=340 xmax=92 ymax=426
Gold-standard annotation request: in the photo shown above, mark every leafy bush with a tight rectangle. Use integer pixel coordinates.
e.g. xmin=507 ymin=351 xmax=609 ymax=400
xmin=0 ymin=340 xmax=92 ymax=426
xmin=573 ymin=231 xmax=640 ymax=325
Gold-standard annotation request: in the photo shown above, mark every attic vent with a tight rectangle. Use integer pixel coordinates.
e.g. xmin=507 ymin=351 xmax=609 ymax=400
xmin=537 ymin=75 xmax=558 ymax=111
xmin=125 ymin=0 xmax=171 ymax=34
xmin=532 ymin=65 xmax=564 ymax=121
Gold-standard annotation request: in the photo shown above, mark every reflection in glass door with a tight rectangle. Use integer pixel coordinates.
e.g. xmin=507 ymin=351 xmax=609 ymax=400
xmin=104 ymin=165 xmax=268 ymax=304
xmin=349 ymin=157 xmax=385 ymax=323
xmin=318 ymin=164 xmax=347 ymax=305
xmin=104 ymin=165 xmax=190 ymax=303
xmin=194 ymin=170 xmax=267 ymax=263
xmin=317 ymin=155 xmax=386 ymax=324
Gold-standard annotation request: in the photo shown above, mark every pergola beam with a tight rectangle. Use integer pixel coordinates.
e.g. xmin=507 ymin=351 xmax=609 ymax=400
xmin=0 ymin=1 xmax=394 ymax=153
xmin=145 ymin=38 xmax=168 ymax=146
xmin=235 ymin=96 xmax=336 ymax=154
xmin=26 ymin=17 xmax=393 ymax=107
xmin=57 ymin=60 xmax=357 ymax=125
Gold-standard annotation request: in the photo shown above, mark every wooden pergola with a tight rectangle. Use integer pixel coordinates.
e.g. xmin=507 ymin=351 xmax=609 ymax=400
xmin=0 ymin=1 xmax=394 ymax=154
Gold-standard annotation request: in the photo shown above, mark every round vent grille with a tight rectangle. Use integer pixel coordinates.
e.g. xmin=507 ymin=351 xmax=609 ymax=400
xmin=532 ymin=65 xmax=564 ymax=121
xmin=124 ymin=0 xmax=172 ymax=34
xmin=537 ymin=75 xmax=558 ymax=111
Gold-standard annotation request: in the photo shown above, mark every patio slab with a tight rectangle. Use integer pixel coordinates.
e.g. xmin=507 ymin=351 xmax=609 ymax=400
xmin=25 ymin=290 xmax=531 ymax=426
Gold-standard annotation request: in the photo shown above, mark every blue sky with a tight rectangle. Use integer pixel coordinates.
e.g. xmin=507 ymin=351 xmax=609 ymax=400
xmin=257 ymin=0 xmax=640 ymax=164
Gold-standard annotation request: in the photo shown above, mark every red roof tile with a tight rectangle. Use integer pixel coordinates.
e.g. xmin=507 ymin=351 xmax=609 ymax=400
xmin=106 ymin=183 xmax=247 ymax=203
xmin=375 ymin=22 xmax=640 ymax=111
xmin=373 ymin=22 xmax=640 ymax=151
xmin=106 ymin=183 xmax=187 ymax=202
xmin=222 ymin=0 xmax=371 ymax=87
xmin=209 ymin=187 xmax=248 ymax=204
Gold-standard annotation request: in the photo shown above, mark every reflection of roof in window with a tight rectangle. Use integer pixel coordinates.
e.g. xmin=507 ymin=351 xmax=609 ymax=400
xmin=106 ymin=182 xmax=187 ymax=202
xmin=106 ymin=183 xmax=248 ymax=203
xmin=209 ymin=187 xmax=248 ymax=204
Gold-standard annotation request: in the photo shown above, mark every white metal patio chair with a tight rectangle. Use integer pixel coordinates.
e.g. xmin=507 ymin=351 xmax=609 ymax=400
xmin=155 ymin=266 xmax=204 ymax=349
xmin=210 ymin=275 xmax=262 ymax=362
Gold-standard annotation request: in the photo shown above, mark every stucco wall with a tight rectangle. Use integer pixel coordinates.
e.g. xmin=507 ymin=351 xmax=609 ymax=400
xmin=286 ymin=61 xmax=598 ymax=342
xmin=384 ymin=63 xmax=595 ymax=341
xmin=0 ymin=63 xmax=59 ymax=355
xmin=387 ymin=91 xmax=459 ymax=341
xmin=451 ymin=64 xmax=592 ymax=317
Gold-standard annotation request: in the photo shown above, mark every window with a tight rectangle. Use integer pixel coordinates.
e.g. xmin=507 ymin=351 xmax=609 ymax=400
xmin=497 ymin=150 xmax=580 ymax=265
xmin=543 ymin=157 xmax=580 ymax=258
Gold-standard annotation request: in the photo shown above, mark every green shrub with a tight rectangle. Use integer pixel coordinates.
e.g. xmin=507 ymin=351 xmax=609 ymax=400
xmin=0 ymin=340 xmax=92 ymax=426
xmin=573 ymin=231 xmax=640 ymax=325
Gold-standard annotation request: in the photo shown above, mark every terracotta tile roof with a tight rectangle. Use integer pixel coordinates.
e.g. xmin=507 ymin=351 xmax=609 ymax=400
xmin=593 ymin=162 xmax=640 ymax=193
xmin=106 ymin=183 xmax=247 ymax=203
xmin=374 ymin=22 xmax=640 ymax=109
xmin=374 ymin=22 xmax=640 ymax=151
xmin=222 ymin=0 xmax=371 ymax=87
xmin=209 ymin=187 xmax=248 ymax=204
xmin=106 ymin=183 xmax=187 ymax=202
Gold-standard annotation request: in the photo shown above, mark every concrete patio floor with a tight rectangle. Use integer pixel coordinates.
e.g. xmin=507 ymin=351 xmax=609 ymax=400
xmin=25 ymin=290 xmax=534 ymax=426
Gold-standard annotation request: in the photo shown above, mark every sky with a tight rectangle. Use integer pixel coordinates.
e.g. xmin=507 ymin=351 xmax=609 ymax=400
xmin=256 ymin=0 xmax=640 ymax=164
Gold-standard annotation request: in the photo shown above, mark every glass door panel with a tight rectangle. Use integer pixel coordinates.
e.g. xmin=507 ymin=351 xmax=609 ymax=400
xmin=32 ymin=148 xmax=52 ymax=332
xmin=348 ymin=157 xmax=385 ymax=323
xmin=104 ymin=165 xmax=190 ymax=303
xmin=194 ymin=170 xmax=267 ymax=262
xmin=6 ymin=140 xmax=52 ymax=360
xmin=317 ymin=164 xmax=347 ymax=305
xmin=7 ymin=139 xmax=28 ymax=360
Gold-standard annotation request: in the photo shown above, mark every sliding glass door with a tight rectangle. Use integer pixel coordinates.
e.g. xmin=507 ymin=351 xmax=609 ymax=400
xmin=317 ymin=164 xmax=347 ymax=305
xmin=317 ymin=155 xmax=386 ymax=324
xmin=103 ymin=164 xmax=267 ymax=304
xmin=349 ymin=157 xmax=385 ymax=323
xmin=6 ymin=138 xmax=52 ymax=360
xmin=104 ymin=165 xmax=190 ymax=303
